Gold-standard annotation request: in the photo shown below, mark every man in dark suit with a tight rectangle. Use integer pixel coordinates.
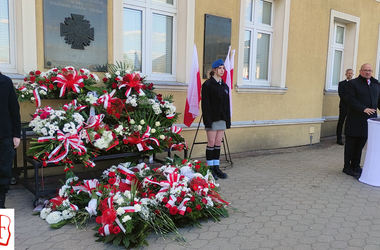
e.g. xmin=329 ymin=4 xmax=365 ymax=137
xmin=336 ymin=69 xmax=354 ymax=145
xmin=343 ymin=63 xmax=380 ymax=177
xmin=0 ymin=72 xmax=21 ymax=208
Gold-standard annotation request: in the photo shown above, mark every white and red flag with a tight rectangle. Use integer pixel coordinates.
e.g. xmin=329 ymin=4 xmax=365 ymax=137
xmin=183 ymin=44 xmax=202 ymax=127
xmin=222 ymin=46 xmax=235 ymax=117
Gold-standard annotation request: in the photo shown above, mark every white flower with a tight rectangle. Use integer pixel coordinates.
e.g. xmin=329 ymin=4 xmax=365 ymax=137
xmin=105 ymin=73 xmax=111 ymax=78
xmin=151 ymin=128 xmax=156 ymax=133
xmin=122 ymin=215 xmax=132 ymax=223
xmin=137 ymin=125 xmax=142 ymax=131
xmin=125 ymin=69 xmax=131 ymax=74
xmin=115 ymin=70 xmax=120 ymax=75
xmin=62 ymin=209 xmax=74 ymax=220
xmin=130 ymin=119 xmax=135 ymax=125
xmin=117 ymin=207 xmax=125 ymax=215
xmin=134 ymin=204 xmax=141 ymax=212
xmin=155 ymin=121 xmax=160 ymax=127
xmin=45 ymin=211 xmax=63 ymax=224
xmin=140 ymin=120 xmax=145 ymax=125
xmin=31 ymin=97 xmax=35 ymax=101
xmin=159 ymin=135 xmax=165 ymax=140
xmin=40 ymin=208 xmax=51 ymax=219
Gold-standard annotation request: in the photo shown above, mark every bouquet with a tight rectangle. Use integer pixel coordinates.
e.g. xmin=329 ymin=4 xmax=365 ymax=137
xmin=16 ymin=66 xmax=99 ymax=106
xmin=39 ymin=157 xmax=229 ymax=249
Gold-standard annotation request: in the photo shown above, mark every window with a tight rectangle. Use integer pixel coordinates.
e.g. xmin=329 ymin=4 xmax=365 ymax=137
xmin=330 ymin=24 xmax=345 ymax=88
xmin=237 ymin=0 xmax=290 ymax=93
xmin=325 ymin=10 xmax=360 ymax=91
xmin=243 ymin=0 xmax=273 ymax=85
xmin=123 ymin=0 xmax=177 ymax=81
xmin=0 ymin=0 xmax=16 ymax=73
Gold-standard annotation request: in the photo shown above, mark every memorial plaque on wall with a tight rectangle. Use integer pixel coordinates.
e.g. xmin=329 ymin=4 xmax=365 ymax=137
xmin=203 ymin=14 xmax=231 ymax=79
xmin=43 ymin=0 xmax=107 ymax=71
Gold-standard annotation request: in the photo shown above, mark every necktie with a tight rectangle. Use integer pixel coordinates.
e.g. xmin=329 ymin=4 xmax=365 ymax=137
xmin=367 ymin=79 xmax=371 ymax=85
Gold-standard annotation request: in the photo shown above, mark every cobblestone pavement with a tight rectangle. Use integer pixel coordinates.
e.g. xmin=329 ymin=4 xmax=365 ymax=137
xmin=10 ymin=137 xmax=380 ymax=250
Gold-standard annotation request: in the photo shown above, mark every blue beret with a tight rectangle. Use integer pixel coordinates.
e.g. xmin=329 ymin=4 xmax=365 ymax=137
xmin=212 ymin=59 xmax=224 ymax=69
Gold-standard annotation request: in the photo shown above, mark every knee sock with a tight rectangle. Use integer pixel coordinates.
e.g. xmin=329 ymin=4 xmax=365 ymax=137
xmin=213 ymin=145 xmax=221 ymax=166
xmin=206 ymin=146 xmax=214 ymax=166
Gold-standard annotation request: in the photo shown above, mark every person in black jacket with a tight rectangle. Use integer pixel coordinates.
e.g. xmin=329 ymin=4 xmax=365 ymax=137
xmin=343 ymin=63 xmax=380 ymax=178
xmin=0 ymin=72 xmax=21 ymax=208
xmin=336 ymin=69 xmax=354 ymax=145
xmin=201 ymin=59 xmax=231 ymax=180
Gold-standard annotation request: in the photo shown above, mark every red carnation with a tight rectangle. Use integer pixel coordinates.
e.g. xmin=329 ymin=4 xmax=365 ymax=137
xmin=177 ymin=197 xmax=183 ymax=203
xmin=182 ymin=159 xmax=187 ymax=164
xmin=195 ymin=164 xmax=201 ymax=170
xmin=51 ymin=76 xmax=56 ymax=82
xmin=148 ymin=83 xmax=153 ymax=89
xmin=30 ymin=76 xmax=36 ymax=81
xmin=113 ymin=226 xmax=121 ymax=234
xmin=181 ymin=191 xmax=186 ymax=197
xmin=186 ymin=207 xmax=192 ymax=213
xmin=202 ymin=198 xmax=207 ymax=204
xmin=79 ymin=82 xmax=84 ymax=88
xmin=61 ymin=68 xmax=68 ymax=72
xmin=142 ymin=84 xmax=147 ymax=90
xmin=80 ymin=69 xmax=84 ymax=73
xmin=169 ymin=206 xmax=178 ymax=215
xmin=196 ymin=204 xmax=202 ymax=210
xmin=82 ymin=75 xmax=88 ymax=80
xmin=102 ymin=77 xmax=107 ymax=82
xmin=162 ymin=197 xmax=168 ymax=203
xmin=115 ymin=113 xmax=120 ymax=119
xmin=109 ymin=177 xmax=116 ymax=185
xmin=49 ymin=84 xmax=54 ymax=90
xmin=29 ymin=71 xmax=34 ymax=75
xmin=111 ymin=82 xmax=117 ymax=89
xmin=94 ymin=134 xmax=101 ymax=140
xmin=123 ymin=139 xmax=128 ymax=144
xmin=35 ymin=70 xmax=41 ymax=75
xmin=108 ymin=172 xmax=116 ymax=177
xmin=190 ymin=196 xmax=195 ymax=202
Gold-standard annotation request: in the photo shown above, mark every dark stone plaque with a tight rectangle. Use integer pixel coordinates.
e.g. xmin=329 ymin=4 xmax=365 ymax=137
xmin=43 ymin=0 xmax=107 ymax=71
xmin=203 ymin=14 xmax=231 ymax=79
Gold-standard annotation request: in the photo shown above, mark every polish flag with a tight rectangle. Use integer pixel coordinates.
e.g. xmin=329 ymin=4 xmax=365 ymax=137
xmin=183 ymin=44 xmax=202 ymax=127
xmin=222 ymin=46 xmax=234 ymax=116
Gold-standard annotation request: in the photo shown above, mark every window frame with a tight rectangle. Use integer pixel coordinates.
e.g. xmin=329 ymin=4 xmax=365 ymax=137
xmin=122 ymin=0 xmax=177 ymax=81
xmin=243 ymin=0 xmax=274 ymax=86
xmin=330 ymin=23 xmax=346 ymax=89
xmin=0 ymin=0 xmax=17 ymax=73
xmin=325 ymin=10 xmax=360 ymax=92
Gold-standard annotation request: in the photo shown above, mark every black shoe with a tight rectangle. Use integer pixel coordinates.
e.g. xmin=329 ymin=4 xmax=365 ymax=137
xmin=354 ymin=167 xmax=362 ymax=174
xmin=213 ymin=166 xmax=228 ymax=179
xmin=342 ymin=168 xmax=360 ymax=178
xmin=210 ymin=167 xmax=218 ymax=180
xmin=337 ymin=140 xmax=344 ymax=145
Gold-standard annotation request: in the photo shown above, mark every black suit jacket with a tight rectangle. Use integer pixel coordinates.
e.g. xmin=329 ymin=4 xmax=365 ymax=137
xmin=338 ymin=79 xmax=348 ymax=109
xmin=0 ymin=73 xmax=21 ymax=138
xmin=345 ymin=75 xmax=380 ymax=137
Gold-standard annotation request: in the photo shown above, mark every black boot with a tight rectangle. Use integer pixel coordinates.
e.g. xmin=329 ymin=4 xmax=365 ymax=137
xmin=0 ymin=194 xmax=6 ymax=209
xmin=214 ymin=166 xmax=228 ymax=179
xmin=210 ymin=167 xmax=218 ymax=180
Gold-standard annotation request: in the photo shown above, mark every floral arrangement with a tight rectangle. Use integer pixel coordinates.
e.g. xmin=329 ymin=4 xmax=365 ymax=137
xmin=16 ymin=66 xmax=99 ymax=106
xmin=28 ymin=102 xmax=95 ymax=168
xmin=39 ymin=157 xmax=229 ymax=249
xmin=26 ymin=63 xmax=186 ymax=168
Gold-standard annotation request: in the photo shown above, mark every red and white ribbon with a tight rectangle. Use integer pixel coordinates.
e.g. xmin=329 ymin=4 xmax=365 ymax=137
xmin=54 ymin=70 xmax=83 ymax=97
xmin=33 ymin=85 xmax=48 ymax=107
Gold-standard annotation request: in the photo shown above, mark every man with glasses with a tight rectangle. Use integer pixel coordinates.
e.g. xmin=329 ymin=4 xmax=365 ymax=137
xmin=343 ymin=63 xmax=380 ymax=178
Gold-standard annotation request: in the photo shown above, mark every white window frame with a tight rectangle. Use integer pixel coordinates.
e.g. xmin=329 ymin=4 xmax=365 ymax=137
xmin=329 ymin=23 xmax=346 ymax=89
xmin=325 ymin=10 xmax=360 ymax=91
xmin=0 ymin=0 xmax=37 ymax=76
xmin=0 ymin=0 xmax=16 ymax=73
xmin=243 ymin=0 xmax=274 ymax=86
xmin=122 ymin=0 xmax=177 ymax=82
xmin=237 ymin=0 xmax=291 ymax=94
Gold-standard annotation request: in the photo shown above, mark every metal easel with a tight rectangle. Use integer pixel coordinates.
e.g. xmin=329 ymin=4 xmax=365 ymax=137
xmin=189 ymin=115 xmax=233 ymax=169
